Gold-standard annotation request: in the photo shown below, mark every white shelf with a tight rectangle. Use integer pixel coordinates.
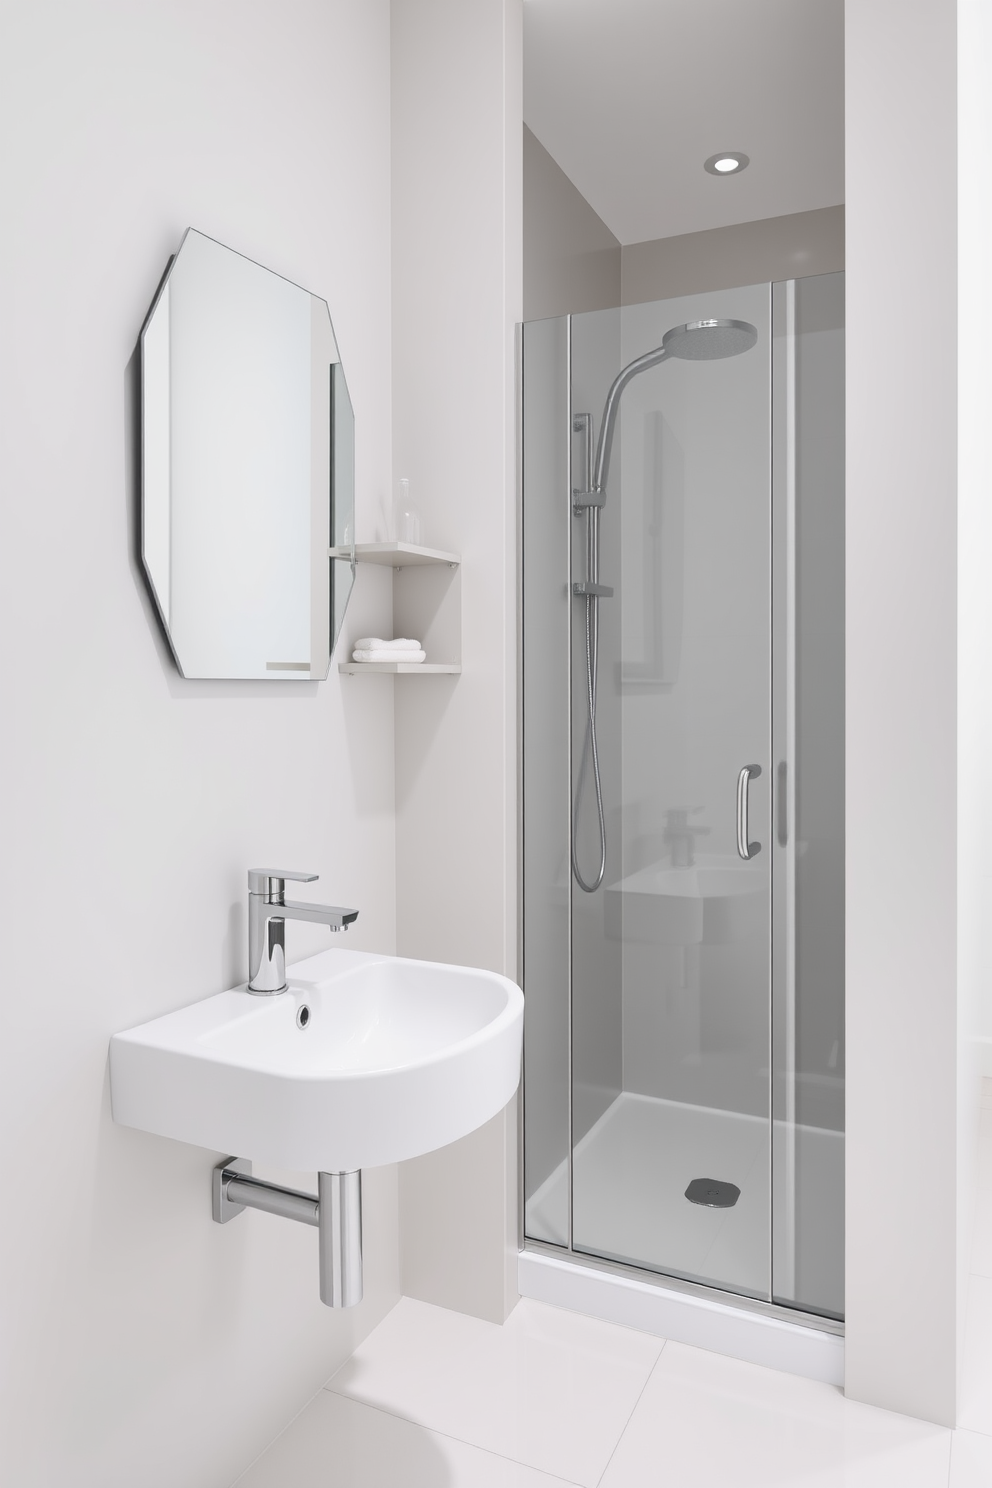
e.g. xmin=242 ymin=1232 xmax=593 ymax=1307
xmin=330 ymin=541 xmax=460 ymax=568
xmin=339 ymin=661 xmax=461 ymax=675
xmin=338 ymin=540 xmax=462 ymax=680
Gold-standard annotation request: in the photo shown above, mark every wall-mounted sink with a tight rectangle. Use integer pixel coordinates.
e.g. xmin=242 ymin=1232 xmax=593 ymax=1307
xmin=604 ymin=853 xmax=767 ymax=946
xmin=110 ymin=946 xmax=523 ymax=1173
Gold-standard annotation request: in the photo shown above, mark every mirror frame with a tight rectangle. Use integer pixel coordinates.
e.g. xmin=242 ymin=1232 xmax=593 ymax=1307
xmin=139 ymin=228 xmax=356 ymax=680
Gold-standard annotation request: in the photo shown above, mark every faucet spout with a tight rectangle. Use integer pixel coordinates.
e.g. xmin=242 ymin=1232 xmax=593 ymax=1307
xmin=247 ymin=870 xmax=359 ymax=994
xmin=663 ymin=809 xmax=709 ymax=869
xmin=281 ymin=900 xmax=359 ymax=931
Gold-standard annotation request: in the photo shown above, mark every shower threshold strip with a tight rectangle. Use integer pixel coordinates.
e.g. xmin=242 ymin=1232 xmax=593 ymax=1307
xmin=518 ymin=1243 xmax=843 ymax=1387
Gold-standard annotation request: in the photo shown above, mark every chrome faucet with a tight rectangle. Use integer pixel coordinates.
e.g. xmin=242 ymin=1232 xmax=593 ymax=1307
xmin=247 ymin=869 xmax=358 ymax=994
xmin=663 ymin=809 xmax=709 ymax=869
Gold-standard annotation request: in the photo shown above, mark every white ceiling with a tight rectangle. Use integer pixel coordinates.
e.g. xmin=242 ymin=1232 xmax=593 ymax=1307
xmin=523 ymin=0 xmax=844 ymax=245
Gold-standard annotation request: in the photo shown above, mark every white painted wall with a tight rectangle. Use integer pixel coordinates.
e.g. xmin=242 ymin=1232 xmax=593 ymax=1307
xmin=0 ymin=5 xmax=399 ymax=1484
xmin=2 ymin=0 xmax=981 ymax=1464
xmin=845 ymin=0 xmax=959 ymax=1425
xmin=391 ymin=0 xmax=523 ymax=1323
xmin=957 ymin=0 xmax=992 ymax=1415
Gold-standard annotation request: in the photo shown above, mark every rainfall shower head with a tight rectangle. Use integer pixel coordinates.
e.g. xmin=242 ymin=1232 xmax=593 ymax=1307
xmin=661 ymin=318 xmax=758 ymax=361
xmin=588 ymin=317 xmax=758 ymax=497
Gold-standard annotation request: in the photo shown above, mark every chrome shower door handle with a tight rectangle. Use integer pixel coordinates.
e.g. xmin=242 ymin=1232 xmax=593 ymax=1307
xmin=736 ymin=764 xmax=762 ymax=860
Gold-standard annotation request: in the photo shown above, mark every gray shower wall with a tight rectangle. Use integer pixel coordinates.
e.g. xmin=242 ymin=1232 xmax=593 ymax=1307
xmin=520 ymin=314 xmax=570 ymax=1209
xmin=523 ymin=127 xmax=621 ymax=319
xmin=775 ymin=271 xmax=846 ymax=1135
xmin=522 ymin=127 xmax=844 ymax=318
xmin=519 ymin=307 xmax=627 ymax=1239
xmin=569 ymin=310 xmax=625 ymax=1147
xmin=614 ymin=281 xmax=773 ymax=1120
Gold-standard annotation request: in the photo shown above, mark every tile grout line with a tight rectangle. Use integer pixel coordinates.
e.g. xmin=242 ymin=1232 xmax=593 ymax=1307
xmin=318 ymin=1392 xmax=587 ymax=1487
xmin=321 ymin=1300 xmax=671 ymax=1486
xmin=592 ymin=1337 xmax=669 ymax=1488
xmin=229 ymin=1379 xmax=331 ymax=1486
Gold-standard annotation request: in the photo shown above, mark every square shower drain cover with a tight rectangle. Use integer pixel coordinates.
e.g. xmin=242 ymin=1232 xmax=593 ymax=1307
xmin=684 ymin=1177 xmax=741 ymax=1208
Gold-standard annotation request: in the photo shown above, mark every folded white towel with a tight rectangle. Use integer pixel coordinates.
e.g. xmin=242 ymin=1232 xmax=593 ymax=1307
xmin=353 ymin=637 xmax=422 ymax=651
xmin=352 ymin=648 xmax=426 ymax=664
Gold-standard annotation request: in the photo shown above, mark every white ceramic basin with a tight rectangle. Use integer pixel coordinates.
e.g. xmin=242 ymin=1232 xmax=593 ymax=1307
xmin=604 ymin=853 xmax=767 ymax=945
xmin=110 ymin=947 xmax=523 ymax=1172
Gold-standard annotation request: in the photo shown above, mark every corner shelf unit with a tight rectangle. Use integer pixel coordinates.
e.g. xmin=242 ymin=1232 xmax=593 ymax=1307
xmin=332 ymin=541 xmax=460 ymax=570
xmin=336 ymin=542 xmax=461 ymax=675
xmin=338 ymin=661 xmax=461 ymax=674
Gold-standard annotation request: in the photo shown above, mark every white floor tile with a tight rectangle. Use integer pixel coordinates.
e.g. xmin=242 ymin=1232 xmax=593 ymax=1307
xmin=326 ymin=1297 xmax=663 ymax=1488
xmin=599 ymin=1342 xmax=951 ymax=1487
xmin=951 ymin=1428 xmax=992 ymax=1486
xmin=235 ymin=1391 xmax=579 ymax=1488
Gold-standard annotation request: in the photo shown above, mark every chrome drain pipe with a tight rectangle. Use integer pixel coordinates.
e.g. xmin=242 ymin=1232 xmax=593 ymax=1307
xmin=212 ymin=1157 xmax=362 ymax=1307
xmin=318 ymin=1170 xmax=363 ymax=1308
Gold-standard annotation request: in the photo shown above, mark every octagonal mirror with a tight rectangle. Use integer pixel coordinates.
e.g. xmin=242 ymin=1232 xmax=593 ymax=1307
xmin=140 ymin=229 xmax=355 ymax=679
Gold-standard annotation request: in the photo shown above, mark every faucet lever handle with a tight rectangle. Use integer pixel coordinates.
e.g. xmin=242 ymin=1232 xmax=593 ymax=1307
xmin=248 ymin=868 xmax=319 ymax=899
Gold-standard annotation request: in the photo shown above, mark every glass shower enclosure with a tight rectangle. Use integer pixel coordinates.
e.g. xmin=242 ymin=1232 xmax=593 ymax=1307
xmin=520 ymin=274 xmax=844 ymax=1322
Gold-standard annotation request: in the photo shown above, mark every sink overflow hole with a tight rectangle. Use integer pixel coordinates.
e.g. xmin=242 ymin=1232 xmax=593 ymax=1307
xmin=296 ymin=1005 xmax=311 ymax=1029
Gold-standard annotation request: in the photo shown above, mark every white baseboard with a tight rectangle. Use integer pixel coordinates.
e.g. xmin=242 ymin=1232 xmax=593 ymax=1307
xmin=518 ymin=1249 xmax=844 ymax=1387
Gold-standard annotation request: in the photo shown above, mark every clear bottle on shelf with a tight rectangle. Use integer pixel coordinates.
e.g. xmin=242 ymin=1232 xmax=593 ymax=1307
xmin=394 ymin=477 xmax=422 ymax=545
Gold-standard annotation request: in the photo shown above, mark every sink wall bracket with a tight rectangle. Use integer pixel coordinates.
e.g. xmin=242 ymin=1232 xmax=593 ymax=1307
xmin=212 ymin=1157 xmax=362 ymax=1308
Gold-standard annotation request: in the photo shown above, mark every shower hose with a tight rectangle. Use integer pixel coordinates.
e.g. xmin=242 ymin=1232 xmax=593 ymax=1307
xmin=571 ymin=591 xmax=606 ymax=893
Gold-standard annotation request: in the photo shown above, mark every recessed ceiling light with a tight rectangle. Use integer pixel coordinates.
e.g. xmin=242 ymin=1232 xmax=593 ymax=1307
xmin=704 ymin=152 xmax=749 ymax=176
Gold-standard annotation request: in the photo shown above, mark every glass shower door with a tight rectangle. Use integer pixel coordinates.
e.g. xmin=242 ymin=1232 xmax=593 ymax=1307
xmin=521 ymin=275 xmax=844 ymax=1321
xmin=771 ymin=273 xmax=845 ymax=1319
xmin=569 ymin=283 xmax=772 ymax=1299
